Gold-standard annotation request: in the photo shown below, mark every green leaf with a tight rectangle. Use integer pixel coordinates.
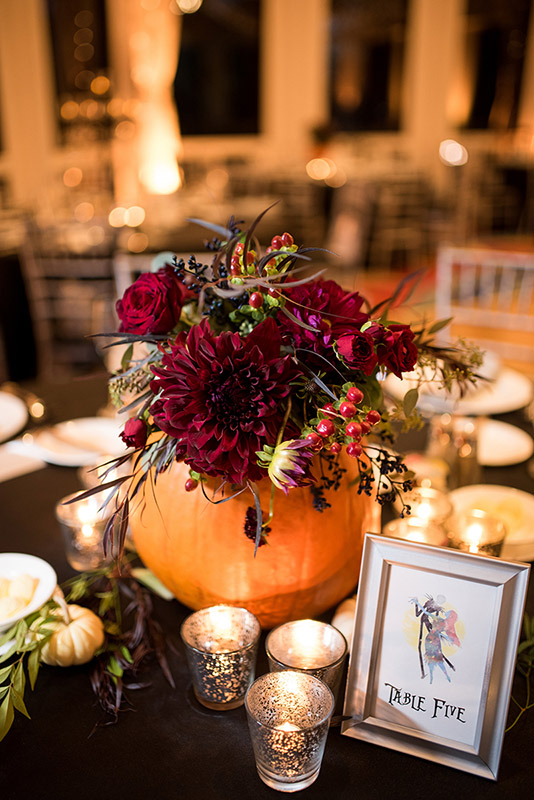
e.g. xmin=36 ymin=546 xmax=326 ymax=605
xmin=120 ymin=646 xmax=134 ymax=664
xmin=0 ymin=641 xmax=18 ymax=663
xmin=0 ymin=694 xmax=14 ymax=742
xmin=403 ymin=388 xmax=419 ymax=417
xmin=28 ymin=648 xmax=40 ymax=691
xmin=0 ymin=624 xmax=19 ymax=647
xmin=107 ymin=655 xmax=123 ymax=678
xmin=10 ymin=686 xmax=30 ymax=719
xmin=12 ymin=661 xmax=25 ymax=698
xmin=121 ymin=343 xmax=134 ymax=371
xmin=427 ymin=317 xmax=453 ymax=336
xmin=0 ymin=664 xmax=13 ymax=684
xmin=131 ymin=568 xmax=174 ymax=601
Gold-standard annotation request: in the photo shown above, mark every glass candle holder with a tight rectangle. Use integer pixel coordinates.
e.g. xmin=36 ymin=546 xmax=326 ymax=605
xmin=394 ymin=486 xmax=453 ymax=525
xmin=180 ymin=604 xmax=261 ymax=711
xmin=447 ymin=509 xmax=506 ymax=557
xmin=55 ymin=491 xmax=113 ymax=571
xmin=382 ymin=516 xmax=449 ymax=546
xmin=265 ymin=619 xmax=347 ymax=702
xmin=245 ymin=671 xmax=334 ymax=792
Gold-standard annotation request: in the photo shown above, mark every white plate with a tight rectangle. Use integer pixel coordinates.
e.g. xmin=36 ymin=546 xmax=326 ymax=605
xmin=0 ymin=391 xmax=28 ymax=443
xmin=385 ymin=366 xmax=533 ymax=416
xmin=21 ymin=416 xmax=127 ymax=467
xmin=449 ymin=484 xmax=534 ymax=562
xmin=477 ymin=419 xmax=533 ymax=466
xmin=0 ymin=552 xmax=57 ymax=632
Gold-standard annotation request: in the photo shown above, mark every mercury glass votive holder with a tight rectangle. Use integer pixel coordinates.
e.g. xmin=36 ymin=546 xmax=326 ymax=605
xmin=447 ymin=509 xmax=506 ymax=557
xmin=245 ymin=671 xmax=334 ymax=792
xmin=265 ymin=619 xmax=348 ymax=702
xmin=55 ymin=491 xmax=113 ymax=571
xmin=180 ymin=605 xmax=261 ymax=710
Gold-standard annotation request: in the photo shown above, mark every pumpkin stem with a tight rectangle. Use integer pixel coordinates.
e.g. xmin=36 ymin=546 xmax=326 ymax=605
xmin=52 ymin=586 xmax=72 ymax=625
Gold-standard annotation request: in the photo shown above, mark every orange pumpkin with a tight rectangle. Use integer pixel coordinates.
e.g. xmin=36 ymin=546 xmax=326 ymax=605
xmin=131 ymin=457 xmax=380 ymax=629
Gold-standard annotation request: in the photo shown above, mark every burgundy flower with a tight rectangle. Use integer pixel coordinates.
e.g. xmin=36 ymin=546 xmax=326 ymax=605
xmin=116 ymin=265 xmax=190 ymax=335
xmin=150 ymin=318 xmax=299 ymax=485
xmin=120 ymin=418 xmax=147 ymax=449
xmin=370 ymin=323 xmax=418 ymax=378
xmin=278 ymin=279 xmax=368 ymax=356
xmin=336 ymin=330 xmax=378 ymax=375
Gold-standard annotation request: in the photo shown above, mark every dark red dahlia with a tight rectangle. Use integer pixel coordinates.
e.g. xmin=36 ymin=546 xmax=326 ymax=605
xmin=278 ymin=279 xmax=369 ymax=356
xmin=150 ymin=318 xmax=299 ymax=485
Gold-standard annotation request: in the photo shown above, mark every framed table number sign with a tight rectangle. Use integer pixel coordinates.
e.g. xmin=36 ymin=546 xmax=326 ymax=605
xmin=341 ymin=534 xmax=530 ymax=780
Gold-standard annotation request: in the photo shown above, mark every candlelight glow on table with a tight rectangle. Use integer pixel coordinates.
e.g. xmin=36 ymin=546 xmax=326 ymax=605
xmin=55 ymin=491 xmax=113 ymax=571
xmin=395 ymin=486 xmax=454 ymax=524
xmin=180 ymin=604 xmax=260 ymax=710
xmin=448 ymin=509 xmax=506 ymax=557
xmin=382 ymin=516 xmax=449 ymax=546
xmin=245 ymin=671 xmax=334 ymax=792
xmin=265 ymin=619 xmax=348 ymax=701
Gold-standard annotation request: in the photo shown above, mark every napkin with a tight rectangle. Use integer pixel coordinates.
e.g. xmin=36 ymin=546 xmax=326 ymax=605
xmin=0 ymin=441 xmax=46 ymax=483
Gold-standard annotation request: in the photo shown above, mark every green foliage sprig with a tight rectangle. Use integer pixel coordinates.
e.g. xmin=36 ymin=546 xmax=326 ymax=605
xmin=0 ymin=559 xmax=175 ymax=742
xmin=507 ymin=612 xmax=534 ymax=732
xmin=0 ymin=605 xmax=57 ymax=742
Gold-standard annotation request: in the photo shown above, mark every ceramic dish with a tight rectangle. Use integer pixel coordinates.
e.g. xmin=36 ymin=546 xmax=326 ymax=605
xmin=0 ymin=552 xmax=57 ymax=633
xmin=477 ymin=419 xmax=533 ymax=466
xmin=449 ymin=484 xmax=534 ymax=562
xmin=19 ymin=416 xmax=126 ymax=467
xmin=0 ymin=391 xmax=28 ymax=443
xmin=385 ymin=366 xmax=533 ymax=416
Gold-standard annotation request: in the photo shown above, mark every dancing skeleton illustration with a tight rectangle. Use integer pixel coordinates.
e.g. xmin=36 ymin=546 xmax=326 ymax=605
xmin=409 ymin=595 xmax=461 ymax=683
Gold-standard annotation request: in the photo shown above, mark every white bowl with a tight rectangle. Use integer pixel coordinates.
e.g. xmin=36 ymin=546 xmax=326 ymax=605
xmin=0 ymin=553 xmax=57 ymax=632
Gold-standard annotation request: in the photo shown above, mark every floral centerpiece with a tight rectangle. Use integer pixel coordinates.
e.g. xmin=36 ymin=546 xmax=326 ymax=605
xmin=95 ymin=208 xmax=480 ymax=625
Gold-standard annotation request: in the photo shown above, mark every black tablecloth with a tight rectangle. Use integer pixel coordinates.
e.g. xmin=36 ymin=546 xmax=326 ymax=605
xmin=0 ymin=374 xmax=533 ymax=800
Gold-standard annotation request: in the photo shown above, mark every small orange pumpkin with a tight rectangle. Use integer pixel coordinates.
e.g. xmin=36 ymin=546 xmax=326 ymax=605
xmin=131 ymin=456 xmax=380 ymax=628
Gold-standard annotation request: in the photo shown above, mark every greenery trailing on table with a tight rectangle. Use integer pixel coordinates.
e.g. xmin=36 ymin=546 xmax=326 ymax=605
xmin=507 ymin=612 xmax=534 ymax=732
xmin=0 ymin=557 xmax=175 ymax=742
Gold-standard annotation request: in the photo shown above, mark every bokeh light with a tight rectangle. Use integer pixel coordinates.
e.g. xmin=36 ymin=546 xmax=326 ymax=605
xmin=63 ymin=167 xmax=83 ymax=187
xmin=439 ymin=139 xmax=468 ymax=166
xmin=108 ymin=207 xmax=127 ymax=227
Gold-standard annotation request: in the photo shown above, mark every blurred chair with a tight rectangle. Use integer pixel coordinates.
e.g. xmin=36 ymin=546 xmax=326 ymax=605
xmin=19 ymin=220 xmax=116 ymax=378
xmin=113 ymin=251 xmax=202 ymax=299
xmin=435 ymin=245 xmax=534 ymax=375
xmin=369 ymin=175 xmax=432 ymax=270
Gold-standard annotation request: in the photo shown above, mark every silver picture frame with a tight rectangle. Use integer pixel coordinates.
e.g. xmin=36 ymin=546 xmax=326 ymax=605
xmin=341 ymin=534 xmax=530 ymax=780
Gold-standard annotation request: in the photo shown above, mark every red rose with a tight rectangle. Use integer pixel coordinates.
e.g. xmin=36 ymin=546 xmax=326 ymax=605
xmin=120 ymin=418 xmax=147 ymax=449
xmin=336 ymin=330 xmax=378 ymax=375
xmin=371 ymin=323 xmax=418 ymax=378
xmin=116 ymin=265 xmax=188 ymax=335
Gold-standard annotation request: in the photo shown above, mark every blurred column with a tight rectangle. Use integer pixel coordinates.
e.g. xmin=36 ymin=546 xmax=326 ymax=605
xmin=403 ymin=0 xmax=466 ymax=189
xmin=107 ymin=0 xmax=182 ymax=201
xmin=0 ymin=0 xmax=56 ymax=206
xmin=261 ymin=0 xmax=329 ymax=165
xmin=518 ymin=6 xmax=534 ymax=135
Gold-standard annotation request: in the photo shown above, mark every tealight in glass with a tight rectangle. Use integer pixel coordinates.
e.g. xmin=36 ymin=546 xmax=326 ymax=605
xmin=245 ymin=671 xmax=334 ymax=792
xmin=394 ymin=485 xmax=453 ymax=526
xmin=180 ymin=604 xmax=261 ymax=710
xmin=382 ymin=516 xmax=449 ymax=546
xmin=55 ymin=491 xmax=113 ymax=571
xmin=265 ymin=619 xmax=347 ymax=702
xmin=447 ymin=509 xmax=506 ymax=557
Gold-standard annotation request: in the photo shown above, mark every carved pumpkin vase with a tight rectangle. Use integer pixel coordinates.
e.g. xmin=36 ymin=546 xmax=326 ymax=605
xmin=131 ymin=458 xmax=380 ymax=629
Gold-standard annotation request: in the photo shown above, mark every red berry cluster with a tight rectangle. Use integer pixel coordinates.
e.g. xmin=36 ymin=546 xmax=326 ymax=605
xmin=305 ymin=386 xmax=381 ymax=459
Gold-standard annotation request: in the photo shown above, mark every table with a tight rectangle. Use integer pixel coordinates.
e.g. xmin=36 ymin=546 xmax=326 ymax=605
xmin=0 ymin=374 xmax=533 ymax=800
